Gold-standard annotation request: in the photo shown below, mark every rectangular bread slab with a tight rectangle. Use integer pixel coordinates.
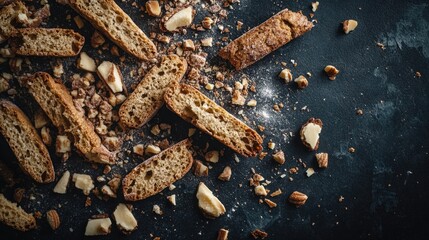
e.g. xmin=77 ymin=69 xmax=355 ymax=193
xmin=23 ymin=72 xmax=116 ymax=165
xmin=164 ymin=83 xmax=263 ymax=157
xmin=219 ymin=8 xmax=313 ymax=70
xmin=69 ymin=0 xmax=157 ymax=61
xmin=0 ymin=194 xmax=36 ymax=232
xmin=119 ymin=54 xmax=187 ymax=128
xmin=9 ymin=28 xmax=85 ymax=56
xmin=0 ymin=100 xmax=55 ymax=183
xmin=122 ymin=139 xmax=193 ymax=201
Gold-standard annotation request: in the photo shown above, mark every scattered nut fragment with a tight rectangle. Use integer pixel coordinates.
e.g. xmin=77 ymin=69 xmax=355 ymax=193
xmin=73 ymin=15 xmax=85 ymax=29
xmin=232 ymin=90 xmax=246 ymax=105
xmin=77 ymin=52 xmax=96 ymax=72
xmin=85 ymin=217 xmax=112 ymax=236
xmin=348 ymin=147 xmax=356 ymax=153
xmin=294 ymin=75 xmax=308 ymax=89
xmin=72 ymin=173 xmax=94 ymax=195
xmin=101 ymin=185 xmax=117 ymax=198
xmin=306 ymin=168 xmax=315 ymax=177
xmin=247 ymin=99 xmax=257 ymax=107
xmin=343 ymin=19 xmax=358 ymax=34
xmin=217 ymin=228 xmax=229 ymax=240
xmin=167 ymin=194 xmax=176 ymax=206
xmin=270 ymin=189 xmax=282 ymax=197
xmin=13 ymin=188 xmax=25 ymax=203
xmin=113 ymin=203 xmax=138 ymax=233
xmin=356 ymin=109 xmax=363 ymax=115
xmin=218 ymin=166 xmax=232 ymax=181
xmin=53 ymin=171 xmax=70 ymax=194
xmin=196 ymin=182 xmax=226 ymax=218
xmin=56 ymin=135 xmax=71 ymax=154
xmin=272 ymin=151 xmax=285 ymax=164
xmin=145 ymin=144 xmax=161 ymax=155
xmin=53 ymin=63 xmax=64 ymax=78
xmin=193 ymin=160 xmax=209 ymax=177
xmin=300 ymin=118 xmax=323 ymax=151
xmin=183 ymin=39 xmax=195 ymax=51
xmin=288 ymin=191 xmax=308 ymax=207
xmin=146 ymin=0 xmax=161 ymax=17
xmin=251 ymin=229 xmax=268 ymax=239
xmin=415 ymin=71 xmax=422 ymax=78
xmin=97 ymin=61 xmax=124 ymax=93
xmin=324 ymin=65 xmax=339 ymax=80
xmin=205 ymin=83 xmax=214 ymax=91
xmin=108 ymin=177 xmax=121 ymax=194
xmin=267 ymin=141 xmax=275 ymax=150
xmin=188 ymin=128 xmax=196 ymax=137
xmin=201 ymin=37 xmax=213 ymax=47
xmin=264 ymin=198 xmax=277 ymax=208
xmin=315 ymin=152 xmax=329 ymax=168
xmin=46 ymin=209 xmax=61 ymax=230
xmin=34 ymin=109 xmax=49 ymax=129
xmin=91 ymin=31 xmax=105 ymax=48
xmin=164 ymin=6 xmax=194 ymax=32
xmin=41 ymin=126 xmax=52 ymax=146
xmin=153 ymin=204 xmax=163 ymax=215
xmin=279 ymin=68 xmax=293 ymax=83
xmin=202 ymin=17 xmax=214 ymax=29
xmin=205 ymin=150 xmax=219 ymax=163
xmin=311 ymin=1 xmax=319 ymax=12
xmin=254 ymin=185 xmax=267 ymax=196
xmin=151 ymin=125 xmax=161 ymax=135
xmin=133 ymin=144 xmax=144 ymax=156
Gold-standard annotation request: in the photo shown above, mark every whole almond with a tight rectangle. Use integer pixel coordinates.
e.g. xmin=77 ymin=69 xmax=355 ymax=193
xmin=288 ymin=191 xmax=308 ymax=206
xmin=46 ymin=209 xmax=60 ymax=230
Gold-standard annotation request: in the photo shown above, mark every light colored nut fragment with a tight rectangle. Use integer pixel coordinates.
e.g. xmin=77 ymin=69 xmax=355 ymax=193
xmin=217 ymin=228 xmax=229 ymax=240
xmin=41 ymin=126 xmax=52 ymax=146
xmin=311 ymin=1 xmax=319 ymax=12
xmin=247 ymin=99 xmax=257 ymax=107
xmin=113 ymin=203 xmax=138 ymax=232
xmin=279 ymin=68 xmax=293 ymax=83
xmin=91 ymin=31 xmax=105 ymax=48
xmin=46 ymin=209 xmax=60 ymax=230
xmin=0 ymin=76 xmax=10 ymax=93
xmin=167 ymin=194 xmax=176 ymax=206
xmin=196 ymin=182 xmax=226 ymax=218
xmin=294 ymin=75 xmax=308 ymax=89
xmin=254 ymin=185 xmax=267 ymax=196
xmin=133 ymin=144 xmax=144 ymax=156
xmin=306 ymin=168 xmax=315 ymax=177
xmin=145 ymin=144 xmax=161 ymax=155
xmin=164 ymin=6 xmax=194 ymax=32
xmin=316 ymin=152 xmax=329 ymax=168
xmin=205 ymin=83 xmax=214 ymax=91
xmin=53 ymin=63 xmax=64 ymax=78
xmin=202 ymin=17 xmax=214 ymax=29
xmin=97 ymin=61 xmax=123 ymax=93
xmin=201 ymin=37 xmax=213 ymax=47
xmin=267 ymin=141 xmax=275 ymax=150
xmin=153 ymin=204 xmax=163 ymax=215
xmin=56 ymin=135 xmax=71 ymax=153
xmin=218 ymin=166 xmax=232 ymax=181
xmin=72 ymin=173 xmax=94 ymax=195
xmin=272 ymin=151 xmax=285 ymax=164
xmin=101 ymin=185 xmax=117 ymax=198
xmin=108 ymin=177 xmax=121 ymax=193
xmin=288 ymin=191 xmax=308 ymax=206
xmin=53 ymin=171 xmax=70 ymax=194
xmin=264 ymin=198 xmax=277 ymax=208
xmin=77 ymin=52 xmax=96 ymax=72
xmin=188 ymin=128 xmax=196 ymax=137
xmin=343 ymin=19 xmax=358 ymax=34
xmin=194 ymin=160 xmax=209 ymax=177
xmin=205 ymin=150 xmax=219 ymax=163
xmin=183 ymin=39 xmax=195 ymax=51
xmin=151 ymin=124 xmax=161 ymax=135
xmin=146 ymin=0 xmax=161 ymax=17
xmin=270 ymin=189 xmax=282 ymax=197
xmin=73 ymin=15 xmax=85 ymax=29
xmin=85 ymin=218 xmax=112 ymax=236
xmin=300 ymin=118 xmax=322 ymax=151
xmin=253 ymin=173 xmax=264 ymax=182
xmin=324 ymin=65 xmax=339 ymax=80
xmin=232 ymin=90 xmax=246 ymax=105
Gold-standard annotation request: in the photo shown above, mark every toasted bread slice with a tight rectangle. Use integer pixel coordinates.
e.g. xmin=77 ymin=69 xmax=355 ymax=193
xmin=122 ymin=139 xmax=193 ymax=201
xmin=69 ymin=0 xmax=157 ymax=61
xmin=164 ymin=83 xmax=263 ymax=157
xmin=9 ymin=28 xmax=84 ymax=57
xmin=0 ymin=1 xmax=27 ymax=43
xmin=0 ymin=193 xmax=36 ymax=231
xmin=119 ymin=55 xmax=187 ymax=128
xmin=22 ymin=72 xmax=115 ymax=164
xmin=0 ymin=100 xmax=54 ymax=183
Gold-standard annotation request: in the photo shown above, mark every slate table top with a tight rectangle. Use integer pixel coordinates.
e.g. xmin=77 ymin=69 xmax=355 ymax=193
xmin=1 ymin=0 xmax=428 ymax=239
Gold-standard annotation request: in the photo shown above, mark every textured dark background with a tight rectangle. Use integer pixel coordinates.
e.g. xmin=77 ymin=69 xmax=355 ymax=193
xmin=1 ymin=0 xmax=429 ymax=239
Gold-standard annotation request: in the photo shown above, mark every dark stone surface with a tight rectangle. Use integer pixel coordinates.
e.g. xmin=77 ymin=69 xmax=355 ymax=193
xmin=1 ymin=0 xmax=428 ymax=239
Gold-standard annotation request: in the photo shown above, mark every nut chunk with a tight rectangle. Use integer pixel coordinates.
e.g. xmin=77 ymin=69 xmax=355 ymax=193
xmin=316 ymin=152 xmax=329 ymax=168
xmin=146 ymin=1 xmax=161 ymax=17
xmin=196 ymin=182 xmax=226 ymax=218
xmin=324 ymin=65 xmax=339 ymax=80
xmin=300 ymin=118 xmax=323 ymax=151
xmin=113 ymin=203 xmax=138 ymax=233
xmin=343 ymin=19 xmax=358 ymax=34
xmin=288 ymin=191 xmax=308 ymax=207
xmin=163 ymin=6 xmax=194 ymax=32
xmin=85 ymin=217 xmax=112 ymax=236
xmin=218 ymin=166 xmax=232 ymax=181
xmin=217 ymin=228 xmax=229 ymax=240
xmin=272 ymin=151 xmax=285 ymax=164
xmin=72 ymin=173 xmax=94 ymax=195
xmin=53 ymin=170 xmax=70 ymax=194
xmin=46 ymin=209 xmax=60 ymax=230
xmin=251 ymin=229 xmax=268 ymax=239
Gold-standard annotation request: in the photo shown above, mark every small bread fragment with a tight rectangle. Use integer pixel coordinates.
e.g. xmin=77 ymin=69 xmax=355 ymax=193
xmin=0 ymin=100 xmax=54 ymax=183
xmin=196 ymin=182 xmax=226 ymax=218
xmin=122 ymin=139 xmax=193 ymax=201
xmin=219 ymin=9 xmax=313 ymax=70
xmin=22 ymin=72 xmax=116 ymax=164
xmin=164 ymin=83 xmax=263 ymax=157
xmin=113 ymin=203 xmax=137 ymax=233
xmin=0 ymin=193 xmax=36 ymax=231
xmin=9 ymin=28 xmax=84 ymax=57
xmin=0 ymin=1 xmax=28 ymax=42
xmin=85 ymin=217 xmax=112 ymax=236
xmin=119 ymin=55 xmax=187 ymax=128
xmin=300 ymin=118 xmax=323 ymax=151
xmin=69 ymin=0 xmax=157 ymax=61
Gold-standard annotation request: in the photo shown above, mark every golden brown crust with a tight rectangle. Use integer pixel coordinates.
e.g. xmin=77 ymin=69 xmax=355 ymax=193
xmin=69 ymin=0 xmax=157 ymax=61
xmin=164 ymin=83 xmax=263 ymax=157
xmin=219 ymin=9 xmax=313 ymax=70
xmin=0 ymin=194 xmax=36 ymax=231
xmin=9 ymin=28 xmax=84 ymax=57
xmin=0 ymin=100 xmax=55 ymax=183
xmin=22 ymin=72 xmax=116 ymax=164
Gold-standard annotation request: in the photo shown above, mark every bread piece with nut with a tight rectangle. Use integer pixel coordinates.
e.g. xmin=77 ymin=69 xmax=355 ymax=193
xmin=22 ymin=72 xmax=116 ymax=164
xmin=164 ymin=83 xmax=263 ymax=157
xmin=119 ymin=55 xmax=187 ymax=128
xmin=122 ymin=139 xmax=193 ymax=201
xmin=9 ymin=28 xmax=84 ymax=56
xmin=69 ymin=0 xmax=157 ymax=61
xmin=0 ymin=100 xmax=54 ymax=183
xmin=219 ymin=9 xmax=313 ymax=70
xmin=0 ymin=193 xmax=36 ymax=231
xmin=0 ymin=1 xmax=28 ymax=42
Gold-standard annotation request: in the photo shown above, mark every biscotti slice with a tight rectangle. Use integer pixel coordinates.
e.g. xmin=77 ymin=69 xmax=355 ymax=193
xmin=69 ymin=0 xmax=157 ymax=61
xmin=0 ymin=194 xmax=36 ymax=231
xmin=22 ymin=72 xmax=115 ymax=165
xmin=0 ymin=1 xmax=27 ymax=43
xmin=9 ymin=28 xmax=84 ymax=57
xmin=219 ymin=9 xmax=313 ymax=70
xmin=164 ymin=83 xmax=263 ymax=157
xmin=0 ymin=100 xmax=54 ymax=183
xmin=122 ymin=139 xmax=193 ymax=201
xmin=119 ymin=55 xmax=187 ymax=128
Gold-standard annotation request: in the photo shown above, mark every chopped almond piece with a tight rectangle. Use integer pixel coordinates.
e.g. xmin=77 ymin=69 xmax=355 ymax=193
xmin=254 ymin=185 xmax=267 ymax=196
xmin=218 ymin=166 xmax=232 ymax=181
xmin=113 ymin=203 xmax=138 ymax=233
xmin=193 ymin=160 xmax=209 ymax=177
xmin=133 ymin=144 xmax=144 ymax=156
xmin=164 ymin=6 xmax=194 ymax=32
xmin=146 ymin=1 xmax=161 ymax=17
xmin=196 ymin=182 xmax=226 ymax=218
xmin=97 ymin=61 xmax=124 ymax=93
xmin=183 ymin=39 xmax=195 ymax=51
xmin=264 ymin=198 xmax=277 ymax=208
xmin=53 ymin=170 xmax=70 ymax=194
xmin=217 ymin=228 xmax=229 ymax=240
xmin=167 ymin=194 xmax=176 ymax=206
xmin=72 ymin=173 xmax=94 ymax=195
xmin=85 ymin=217 xmax=112 ymax=236
xmin=205 ymin=150 xmax=219 ymax=163
xmin=77 ymin=52 xmax=96 ymax=72
xmin=270 ymin=189 xmax=282 ymax=197
xmin=272 ymin=151 xmax=285 ymax=164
